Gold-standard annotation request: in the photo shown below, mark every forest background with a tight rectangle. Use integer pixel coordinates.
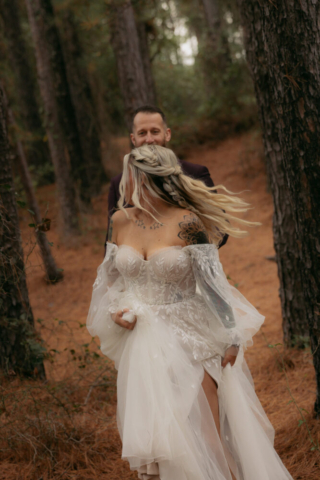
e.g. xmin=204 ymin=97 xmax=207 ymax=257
xmin=0 ymin=0 xmax=319 ymax=479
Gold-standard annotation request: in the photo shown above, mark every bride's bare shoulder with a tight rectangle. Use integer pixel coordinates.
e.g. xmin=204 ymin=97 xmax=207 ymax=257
xmin=108 ymin=209 xmax=131 ymax=242
xmin=110 ymin=209 xmax=130 ymax=224
xmin=175 ymin=209 xmax=209 ymax=245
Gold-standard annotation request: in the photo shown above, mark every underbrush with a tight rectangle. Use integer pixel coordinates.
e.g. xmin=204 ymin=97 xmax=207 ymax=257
xmin=1 ymin=334 xmax=319 ymax=479
xmin=0 ymin=321 xmax=130 ymax=480
xmin=260 ymin=338 xmax=320 ymax=479
xmin=170 ymin=104 xmax=259 ymax=159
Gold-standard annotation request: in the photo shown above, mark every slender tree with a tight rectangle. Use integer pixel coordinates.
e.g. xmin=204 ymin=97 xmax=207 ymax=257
xmin=109 ymin=0 xmax=149 ymax=130
xmin=135 ymin=18 xmax=157 ymax=106
xmin=201 ymin=0 xmax=231 ymax=69
xmin=194 ymin=0 xmax=232 ymax=98
xmin=25 ymin=0 xmax=82 ymax=237
xmin=59 ymin=11 xmax=107 ymax=197
xmin=0 ymin=0 xmax=49 ymax=170
xmin=0 ymin=85 xmax=46 ymax=378
xmin=2 ymin=86 xmax=63 ymax=283
xmin=25 ymin=0 xmax=92 ymax=213
xmin=237 ymin=0 xmax=320 ymax=415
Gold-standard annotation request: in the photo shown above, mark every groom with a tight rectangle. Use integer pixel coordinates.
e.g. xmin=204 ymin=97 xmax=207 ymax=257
xmin=105 ymin=105 xmax=228 ymax=252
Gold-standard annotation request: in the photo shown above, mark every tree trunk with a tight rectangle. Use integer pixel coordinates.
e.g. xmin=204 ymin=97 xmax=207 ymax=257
xmin=202 ymin=0 xmax=223 ymax=45
xmin=109 ymin=0 xmax=148 ymax=130
xmin=201 ymin=0 xmax=231 ymax=73
xmin=59 ymin=11 xmax=107 ymax=197
xmin=25 ymin=0 xmax=92 ymax=210
xmin=237 ymin=0 xmax=320 ymax=416
xmin=269 ymin=139 xmax=309 ymax=348
xmin=136 ymin=19 xmax=157 ymax=106
xmin=0 ymin=0 xmax=49 ymax=170
xmin=17 ymin=139 xmax=64 ymax=283
xmin=24 ymin=0 xmax=82 ymax=237
xmin=0 ymin=85 xmax=46 ymax=379
xmin=2 ymin=86 xmax=63 ymax=283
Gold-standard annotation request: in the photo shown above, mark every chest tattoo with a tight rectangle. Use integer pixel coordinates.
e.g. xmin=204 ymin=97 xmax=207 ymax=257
xmin=135 ymin=219 xmax=164 ymax=230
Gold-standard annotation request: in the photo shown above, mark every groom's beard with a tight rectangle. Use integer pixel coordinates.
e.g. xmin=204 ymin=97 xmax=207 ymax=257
xmin=159 ymin=135 xmax=167 ymax=147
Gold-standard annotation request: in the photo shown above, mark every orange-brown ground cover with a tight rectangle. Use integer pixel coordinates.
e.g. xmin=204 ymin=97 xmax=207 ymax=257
xmin=1 ymin=132 xmax=319 ymax=479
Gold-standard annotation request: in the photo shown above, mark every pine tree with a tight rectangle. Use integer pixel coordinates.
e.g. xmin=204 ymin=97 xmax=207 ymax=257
xmin=25 ymin=0 xmax=82 ymax=237
xmin=0 ymin=85 xmax=46 ymax=378
xmin=0 ymin=0 xmax=50 ymax=171
xmin=237 ymin=0 xmax=320 ymax=415
xmin=109 ymin=0 xmax=149 ymax=130
xmin=60 ymin=11 xmax=107 ymax=197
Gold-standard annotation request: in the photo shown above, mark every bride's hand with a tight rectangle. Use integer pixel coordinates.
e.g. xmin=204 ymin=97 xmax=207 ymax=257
xmin=112 ymin=308 xmax=137 ymax=330
xmin=221 ymin=345 xmax=239 ymax=368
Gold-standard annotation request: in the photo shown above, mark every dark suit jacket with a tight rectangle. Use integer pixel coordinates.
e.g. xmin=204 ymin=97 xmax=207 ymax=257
xmin=105 ymin=159 xmax=228 ymax=254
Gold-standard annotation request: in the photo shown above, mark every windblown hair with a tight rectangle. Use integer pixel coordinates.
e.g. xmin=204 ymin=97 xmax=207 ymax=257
xmin=118 ymin=145 xmax=259 ymax=244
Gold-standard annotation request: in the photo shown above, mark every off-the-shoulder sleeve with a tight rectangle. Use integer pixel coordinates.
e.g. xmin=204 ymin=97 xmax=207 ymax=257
xmin=186 ymin=244 xmax=265 ymax=350
xmin=87 ymin=243 xmax=129 ymax=366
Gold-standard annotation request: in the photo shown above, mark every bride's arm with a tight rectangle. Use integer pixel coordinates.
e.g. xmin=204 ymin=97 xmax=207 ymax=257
xmin=179 ymin=213 xmax=264 ymax=366
xmin=177 ymin=213 xmax=240 ymax=367
xmin=107 ymin=211 xmax=137 ymax=331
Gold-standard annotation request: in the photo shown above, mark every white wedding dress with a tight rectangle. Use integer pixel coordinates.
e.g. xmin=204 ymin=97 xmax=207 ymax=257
xmin=87 ymin=242 xmax=293 ymax=480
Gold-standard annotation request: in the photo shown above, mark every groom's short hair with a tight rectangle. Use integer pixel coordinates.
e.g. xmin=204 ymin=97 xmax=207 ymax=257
xmin=132 ymin=105 xmax=167 ymax=129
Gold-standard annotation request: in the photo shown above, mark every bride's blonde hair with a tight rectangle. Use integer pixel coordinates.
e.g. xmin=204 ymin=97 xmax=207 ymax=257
xmin=118 ymin=145 xmax=259 ymax=243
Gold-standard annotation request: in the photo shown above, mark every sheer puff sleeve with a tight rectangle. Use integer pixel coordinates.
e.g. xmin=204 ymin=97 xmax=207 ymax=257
xmin=186 ymin=244 xmax=265 ymax=352
xmin=87 ymin=243 xmax=128 ymax=367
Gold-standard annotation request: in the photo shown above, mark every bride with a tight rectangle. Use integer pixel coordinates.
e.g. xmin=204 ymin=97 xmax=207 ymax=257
xmin=87 ymin=145 xmax=293 ymax=480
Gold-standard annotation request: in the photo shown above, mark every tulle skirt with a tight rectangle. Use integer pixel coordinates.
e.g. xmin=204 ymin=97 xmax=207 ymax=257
xmin=101 ymin=295 xmax=293 ymax=480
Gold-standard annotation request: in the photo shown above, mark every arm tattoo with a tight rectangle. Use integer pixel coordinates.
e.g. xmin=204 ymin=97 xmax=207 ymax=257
xmin=178 ymin=214 xmax=209 ymax=245
xmin=107 ymin=218 xmax=113 ymax=241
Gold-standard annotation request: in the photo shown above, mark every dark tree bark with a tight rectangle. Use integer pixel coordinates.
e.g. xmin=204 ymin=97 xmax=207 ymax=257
xmin=237 ymin=0 xmax=320 ymax=416
xmin=0 ymin=0 xmax=49 ymax=169
xmin=136 ymin=19 xmax=157 ymax=106
xmin=25 ymin=0 xmax=91 ymax=212
xmin=0 ymin=86 xmax=46 ymax=378
xmin=25 ymin=0 xmax=82 ymax=237
xmin=269 ymin=143 xmax=309 ymax=347
xmin=110 ymin=0 xmax=149 ymax=130
xmin=59 ymin=12 xmax=107 ymax=197
xmin=2 ymin=86 xmax=63 ymax=283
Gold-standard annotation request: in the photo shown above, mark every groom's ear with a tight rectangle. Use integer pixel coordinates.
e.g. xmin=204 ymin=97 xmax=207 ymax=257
xmin=165 ymin=128 xmax=171 ymax=142
xmin=130 ymin=133 xmax=136 ymax=146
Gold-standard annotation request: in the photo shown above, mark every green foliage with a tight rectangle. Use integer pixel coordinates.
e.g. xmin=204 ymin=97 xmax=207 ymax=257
xmin=28 ymin=161 xmax=55 ymax=187
xmin=0 ymin=315 xmax=47 ymax=376
xmin=2 ymin=0 xmax=258 ymax=188
xmin=291 ymin=335 xmax=311 ymax=350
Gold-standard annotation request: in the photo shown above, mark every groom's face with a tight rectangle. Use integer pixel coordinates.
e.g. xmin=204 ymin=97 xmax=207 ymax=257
xmin=130 ymin=112 xmax=171 ymax=147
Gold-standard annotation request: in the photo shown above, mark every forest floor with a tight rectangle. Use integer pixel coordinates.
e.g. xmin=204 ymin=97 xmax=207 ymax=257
xmin=1 ymin=131 xmax=319 ymax=479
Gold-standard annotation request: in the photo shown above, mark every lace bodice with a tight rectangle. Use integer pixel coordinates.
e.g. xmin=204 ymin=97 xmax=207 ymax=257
xmin=87 ymin=242 xmax=264 ymax=365
xmin=115 ymin=245 xmax=196 ymax=305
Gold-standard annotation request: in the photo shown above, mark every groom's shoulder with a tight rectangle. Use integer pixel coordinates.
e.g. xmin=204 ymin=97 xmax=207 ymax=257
xmin=180 ymin=159 xmax=210 ymax=178
xmin=110 ymin=172 xmax=122 ymax=189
